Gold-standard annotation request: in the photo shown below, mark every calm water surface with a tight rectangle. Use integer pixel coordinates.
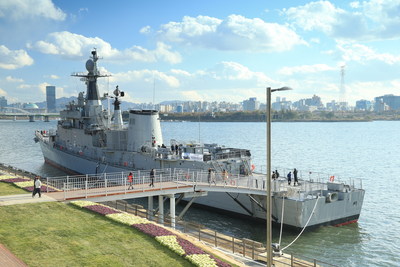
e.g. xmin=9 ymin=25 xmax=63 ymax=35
xmin=0 ymin=119 xmax=399 ymax=266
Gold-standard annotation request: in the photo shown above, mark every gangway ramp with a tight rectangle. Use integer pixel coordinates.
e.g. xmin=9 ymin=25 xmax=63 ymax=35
xmin=44 ymin=168 xmax=271 ymax=203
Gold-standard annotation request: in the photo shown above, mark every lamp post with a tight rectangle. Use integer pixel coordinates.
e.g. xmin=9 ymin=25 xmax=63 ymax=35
xmin=266 ymin=86 xmax=292 ymax=267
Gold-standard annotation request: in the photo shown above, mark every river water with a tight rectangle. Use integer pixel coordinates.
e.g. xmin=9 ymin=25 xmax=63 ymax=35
xmin=0 ymin=119 xmax=399 ymax=266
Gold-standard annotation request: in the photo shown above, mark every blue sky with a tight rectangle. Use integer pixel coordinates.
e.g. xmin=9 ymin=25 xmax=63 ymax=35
xmin=1 ymin=0 xmax=400 ymax=105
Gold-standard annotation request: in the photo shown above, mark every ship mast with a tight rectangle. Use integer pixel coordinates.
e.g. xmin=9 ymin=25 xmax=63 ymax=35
xmin=112 ymin=85 xmax=124 ymax=129
xmin=71 ymin=49 xmax=111 ymax=126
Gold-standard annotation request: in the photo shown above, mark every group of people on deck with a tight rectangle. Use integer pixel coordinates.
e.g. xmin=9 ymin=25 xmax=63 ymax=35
xmin=272 ymin=168 xmax=299 ymax=186
xmin=286 ymin=168 xmax=299 ymax=186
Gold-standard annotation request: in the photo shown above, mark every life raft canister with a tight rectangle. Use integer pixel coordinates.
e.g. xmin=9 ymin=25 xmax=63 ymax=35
xmin=329 ymin=176 xmax=335 ymax=182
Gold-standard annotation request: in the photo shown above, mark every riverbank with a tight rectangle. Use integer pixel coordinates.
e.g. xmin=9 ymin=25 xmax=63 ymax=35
xmin=158 ymin=111 xmax=400 ymax=122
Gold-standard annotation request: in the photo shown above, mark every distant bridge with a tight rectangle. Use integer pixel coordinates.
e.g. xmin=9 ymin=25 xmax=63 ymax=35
xmin=0 ymin=107 xmax=59 ymax=121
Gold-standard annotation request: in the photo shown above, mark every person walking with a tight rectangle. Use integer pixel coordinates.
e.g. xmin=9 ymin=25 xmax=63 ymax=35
xmin=211 ymin=169 xmax=216 ymax=185
xmin=207 ymin=168 xmax=212 ymax=184
xmin=275 ymin=170 xmax=280 ymax=179
xmin=293 ymin=168 xmax=298 ymax=186
xmin=149 ymin=169 xmax=155 ymax=187
xmin=32 ymin=176 xmax=42 ymax=198
xmin=222 ymin=169 xmax=228 ymax=185
xmin=127 ymin=172 xmax=134 ymax=190
xmin=287 ymin=171 xmax=292 ymax=185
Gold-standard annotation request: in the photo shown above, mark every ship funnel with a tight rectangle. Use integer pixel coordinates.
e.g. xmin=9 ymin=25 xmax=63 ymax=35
xmin=127 ymin=110 xmax=163 ymax=152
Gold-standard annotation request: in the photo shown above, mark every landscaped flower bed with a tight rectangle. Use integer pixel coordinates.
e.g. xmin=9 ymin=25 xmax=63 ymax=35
xmin=106 ymin=212 xmax=150 ymax=225
xmin=132 ymin=223 xmax=175 ymax=237
xmin=10 ymin=181 xmax=60 ymax=192
xmin=84 ymin=205 xmax=121 ymax=215
xmin=0 ymin=175 xmax=18 ymax=180
xmin=70 ymin=200 xmax=231 ymax=267
xmin=0 ymin=178 xmax=61 ymax=192
xmin=155 ymin=235 xmax=185 ymax=256
xmin=1 ymin=178 xmax=31 ymax=183
xmin=71 ymin=200 xmax=96 ymax=207
xmin=23 ymin=186 xmax=59 ymax=192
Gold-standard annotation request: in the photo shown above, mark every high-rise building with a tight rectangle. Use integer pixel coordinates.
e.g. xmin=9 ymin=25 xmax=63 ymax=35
xmin=243 ymin=97 xmax=260 ymax=111
xmin=0 ymin=96 xmax=7 ymax=108
xmin=355 ymin=100 xmax=372 ymax=111
xmin=46 ymin=86 xmax=56 ymax=112
xmin=374 ymin=94 xmax=400 ymax=111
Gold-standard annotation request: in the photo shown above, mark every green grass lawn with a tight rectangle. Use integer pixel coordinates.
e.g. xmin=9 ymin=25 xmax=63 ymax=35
xmin=0 ymin=182 xmax=28 ymax=196
xmin=0 ymin=202 xmax=193 ymax=267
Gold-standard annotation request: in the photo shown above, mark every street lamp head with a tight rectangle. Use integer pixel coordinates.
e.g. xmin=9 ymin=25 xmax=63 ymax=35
xmin=269 ymin=86 xmax=293 ymax=92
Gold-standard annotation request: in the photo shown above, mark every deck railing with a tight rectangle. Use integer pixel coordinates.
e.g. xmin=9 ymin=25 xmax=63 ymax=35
xmin=45 ymin=167 xmax=362 ymax=200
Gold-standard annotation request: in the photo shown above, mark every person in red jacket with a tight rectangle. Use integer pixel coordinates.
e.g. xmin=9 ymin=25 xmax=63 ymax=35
xmin=127 ymin=172 xmax=133 ymax=190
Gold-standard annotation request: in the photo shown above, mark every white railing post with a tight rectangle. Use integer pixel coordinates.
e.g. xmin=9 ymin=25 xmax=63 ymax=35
xmin=124 ymin=171 xmax=126 ymax=194
xmin=85 ymin=179 xmax=88 ymax=198
xmin=142 ymin=173 xmax=144 ymax=192
xmin=160 ymin=174 xmax=163 ymax=190
xmin=105 ymin=176 xmax=108 ymax=196
xmin=46 ymin=177 xmax=49 ymax=193
xmin=63 ymin=182 xmax=66 ymax=200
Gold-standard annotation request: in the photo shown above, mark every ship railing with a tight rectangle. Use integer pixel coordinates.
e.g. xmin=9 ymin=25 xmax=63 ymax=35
xmin=255 ymin=165 xmax=363 ymax=190
xmin=45 ymin=167 xmax=362 ymax=199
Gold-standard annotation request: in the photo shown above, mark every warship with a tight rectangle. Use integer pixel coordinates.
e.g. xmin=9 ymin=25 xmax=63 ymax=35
xmin=35 ymin=50 xmax=365 ymax=230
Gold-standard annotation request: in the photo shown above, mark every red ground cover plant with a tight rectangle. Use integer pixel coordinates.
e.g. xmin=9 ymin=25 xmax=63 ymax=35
xmin=23 ymin=186 xmax=59 ymax=192
xmin=84 ymin=205 xmax=121 ymax=215
xmin=131 ymin=223 xmax=175 ymax=237
xmin=2 ymin=178 xmax=31 ymax=183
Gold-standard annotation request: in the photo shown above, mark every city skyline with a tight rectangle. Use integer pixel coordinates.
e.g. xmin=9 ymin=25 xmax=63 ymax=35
xmin=1 ymin=1 xmax=400 ymax=105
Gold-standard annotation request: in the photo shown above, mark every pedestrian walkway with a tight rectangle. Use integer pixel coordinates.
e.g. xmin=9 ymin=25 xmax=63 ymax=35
xmin=0 ymin=193 xmax=57 ymax=206
xmin=0 ymin=244 xmax=28 ymax=267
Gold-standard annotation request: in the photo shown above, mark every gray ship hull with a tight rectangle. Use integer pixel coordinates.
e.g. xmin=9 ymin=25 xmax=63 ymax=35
xmin=39 ymin=140 xmax=364 ymax=230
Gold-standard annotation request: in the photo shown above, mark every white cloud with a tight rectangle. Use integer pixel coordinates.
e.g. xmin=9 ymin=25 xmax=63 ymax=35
xmin=5 ymin=76 xmax=24 ymax=83
xmin=0 ymin=88 xmax=7 ymax=96
xmin=0 ymin=45 xmax=34 ymax=69
xmin=283 ymin=0 xmax=400 ymax=41
xmin=348 ymin=80 xmax=400 ymax=101
xmin=140 ymin=26 xmax=151 ymax=34
xmin=170 ymin=69 xmax=191 ymax=77
xmin=111 ymin=69 xmax=180 ymax=88
xmin=337 ymin=42 xmax=400 ymax=64
xmin=38 ymin=82 xmax=51 ymax=94
xmin=278 ymin=64 xmax=337 ymax=75
xmin=0 ymin=0 xmax=66 ymax=21
xmin=150 ymin=14 xmax=305 ymax=52
xmin=31 ymin=31 xmax=181 ymax=64
xmin=180 ymin=90 xmax=205 ymax=101
xmin=50 ymin=75 xmax=59 ymax=79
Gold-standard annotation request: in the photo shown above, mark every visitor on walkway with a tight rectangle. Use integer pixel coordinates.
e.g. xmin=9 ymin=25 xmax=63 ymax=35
xmin=127 ymin=172 xmax=134 ymax=190
xmin=32 ymin=176 xmax=42 ymax=198
xmin=149 ymin=169 xmax=155 ymax=187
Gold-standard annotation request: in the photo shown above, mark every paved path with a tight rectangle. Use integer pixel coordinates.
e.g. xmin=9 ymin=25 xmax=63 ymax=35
xmin=0 ymin=244 xmax=28 ymax=267
xmin=0 ymin=193 xmax=57 ymax=206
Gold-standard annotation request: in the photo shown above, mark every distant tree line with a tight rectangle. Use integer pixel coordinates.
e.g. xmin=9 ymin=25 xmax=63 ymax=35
xmin=118 ymin=110 xmax=400 ymax=122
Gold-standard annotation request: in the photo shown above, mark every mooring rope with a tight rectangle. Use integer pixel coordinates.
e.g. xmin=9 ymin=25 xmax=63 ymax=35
xmin=278 ymin=195 xmax=285 ymax=247
xmin=281 ymin=196 xmax=320 ymax=251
